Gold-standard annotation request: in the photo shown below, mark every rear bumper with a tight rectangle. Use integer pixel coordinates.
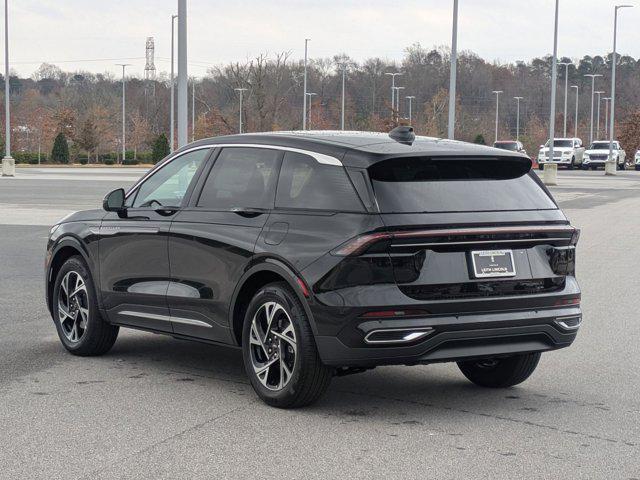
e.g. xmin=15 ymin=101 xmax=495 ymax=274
xmin=315 ymin=306 xmax=580 ymax=367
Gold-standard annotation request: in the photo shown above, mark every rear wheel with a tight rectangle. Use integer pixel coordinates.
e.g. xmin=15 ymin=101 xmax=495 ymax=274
xmin=457 ymin=352 xmax=541 ymax=388
xmin=52 ymin=256 xmax=119 ymax=356
xmin=242 ymin=282 xmax=332 ymax=408
xmin=568 ymin=156 xmax=575 ymax=170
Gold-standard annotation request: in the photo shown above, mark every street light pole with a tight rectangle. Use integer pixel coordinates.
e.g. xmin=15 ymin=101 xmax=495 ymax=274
xmin=176 ymin=0 xmax=188 ymax=149
xmin=558 ymin=62 xmax=572 ymax=137
xmin=394 ymin=86 xmax=405 ymax=119
xmin=191 ymin=79 xmax=195 ymax=142
xmin=302 ymin=38 xmax=310 ymax=130
xmin=115 ymin=64 xmax=131 ymax=163
xmin=603 ymin=97 xmax=611 ymax=137
xmin=548 ymin=0 xmax=559 ymax=167
xmin=305 ymin=92 xmax=317 ymax=129
xmin=170 ymin=14 xmax=178 ymax=152
xmin=447 ymin=0 xmax=459 ymax=139
xmin=594 ymin=91 xmax=604 ymax=140
xmin=340 ymin=63 xmax=346 ymax=130
xmin=608 ymin=5 xmax=633 ymax=175
xmin=234 ymin=88 xmax=247 ymax=133
xmin=492 ymin=90 xmax=503 ymax=143
xmin=406 ymin=96 xmax=415 ymax=124
xmin=514 ymin=96 xmax=523 ymax=141
xmin=571 ymin=85 xmax=579 ymax=138
xmin=384 ymin=72 xmax=402 ymax=118
xmin=584 ymin=73 xmax=602 ymax=145
xmin=2 ymin=0 xmax=14 ymax=176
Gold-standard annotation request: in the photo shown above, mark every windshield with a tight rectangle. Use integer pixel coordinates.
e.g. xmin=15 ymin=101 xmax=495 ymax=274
xmin=590 ymin=142 xmax=617 ymax=150
xmin=545 ymin=140 xmax=573 ymax=148
xmin=494 ymin=142 xmax=518 ymax=151
xmin=368 ymin=157 xmax=556 ymax=213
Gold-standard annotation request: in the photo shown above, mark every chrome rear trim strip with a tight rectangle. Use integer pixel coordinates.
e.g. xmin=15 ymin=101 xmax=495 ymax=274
xmin=364 ymin=327 xmax=434 ymax=345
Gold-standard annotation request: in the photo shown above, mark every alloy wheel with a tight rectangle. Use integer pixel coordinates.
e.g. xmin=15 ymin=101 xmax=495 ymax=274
xmin=249 ymin=301 xmax=297 ymax=391
xmin=57 ymin=270 xmax=89 ymax=343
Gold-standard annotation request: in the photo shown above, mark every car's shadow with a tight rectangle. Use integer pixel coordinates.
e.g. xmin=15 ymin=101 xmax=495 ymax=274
xmin=100 ymin=330 xmax=549 ymax=422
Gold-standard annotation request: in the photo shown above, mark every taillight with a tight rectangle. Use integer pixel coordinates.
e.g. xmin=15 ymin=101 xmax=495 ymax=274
xmin=331 ymin=232 xmax=393 ymax=256
xmin=548 ymin=246 xmax=576 ymax=275
xmin=570 ymin=228 xmax=581 ymax=246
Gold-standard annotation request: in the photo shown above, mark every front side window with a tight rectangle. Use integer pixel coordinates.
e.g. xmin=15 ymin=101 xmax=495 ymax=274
xmin=197 ymin=147 xmax=281 ymax=209
xmin=132 ymin=148 xmax=210 ymax=208
xmin=276 ymin=152 xmax=364 ymax=212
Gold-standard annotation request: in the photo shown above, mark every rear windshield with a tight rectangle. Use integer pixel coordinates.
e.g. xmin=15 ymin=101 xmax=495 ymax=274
xmin=368 ymin=157 xmax=556 ymax=213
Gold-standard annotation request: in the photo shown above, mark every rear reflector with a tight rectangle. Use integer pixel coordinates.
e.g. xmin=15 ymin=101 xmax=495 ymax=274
xmin=361 ymin=309 xmax=430 ymax=318
xmin=554 ymin=297 xmax=581 ymax=306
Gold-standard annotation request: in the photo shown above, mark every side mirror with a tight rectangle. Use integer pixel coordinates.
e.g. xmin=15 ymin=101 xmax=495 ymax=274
xmin=103 ymin=188 xmax=125 ymax=212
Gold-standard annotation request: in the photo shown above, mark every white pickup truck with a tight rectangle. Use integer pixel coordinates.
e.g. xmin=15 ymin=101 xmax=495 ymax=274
xmin=583 ymin=141 xmax=626 ymax=170
xmin=537 ymin=138 xmax=585 ymax=170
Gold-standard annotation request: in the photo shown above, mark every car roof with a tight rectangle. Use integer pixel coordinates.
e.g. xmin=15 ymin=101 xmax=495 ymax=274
xmin=184 ymin=130 xmax=528 ymax=168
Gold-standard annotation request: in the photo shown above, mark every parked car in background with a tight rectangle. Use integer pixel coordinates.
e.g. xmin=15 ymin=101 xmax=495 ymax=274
xmin=494 ymin=140 xmax=527 ymax=156
xmin=635 ymin=150 xmax=640 ymax=171
xmin=537 ymin=138 xmax=585 ymax=170
xmin=45 ymin=128 xmax=582 ymax=408
xmin=583 ymin=141 xmax=626 ymax=170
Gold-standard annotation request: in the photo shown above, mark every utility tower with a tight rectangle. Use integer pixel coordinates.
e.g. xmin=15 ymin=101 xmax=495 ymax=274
xmin=144 ymin=37 xmax=156 ymax=119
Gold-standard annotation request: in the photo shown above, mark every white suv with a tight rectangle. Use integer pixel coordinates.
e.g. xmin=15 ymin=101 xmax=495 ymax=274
xmin=537 ymin=138 xmax=585 ymax=170
xmin=634 ymin=150 xmax=640 ymax=171
xmin=583 ymin=141 xmax=626 ymax=170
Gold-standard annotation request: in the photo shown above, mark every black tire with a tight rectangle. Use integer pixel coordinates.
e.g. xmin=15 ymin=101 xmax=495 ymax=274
xmin=242 ymin=282 xmax=332 ymax=408
xmin=618 ymin=162 xmax=625 ymax=171
xmin=538 ymin=164 xmax=544 ymax=171
xmin=52 ymin=256 xmax=119 ymax=356
xmin=457 ymin=352 xmax=541 ymax=388
xmin=568 ymin=157 xmax=575 ymax=170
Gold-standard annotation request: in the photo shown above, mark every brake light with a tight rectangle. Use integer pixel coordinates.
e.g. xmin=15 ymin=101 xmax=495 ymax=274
xmin=570 ymin=228 xmax=581 ymax=246
xmin=331 ymin=232 xmax=393 ymax=256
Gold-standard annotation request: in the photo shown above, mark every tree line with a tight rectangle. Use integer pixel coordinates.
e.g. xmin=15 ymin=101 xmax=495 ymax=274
xmin=2 ymin=43 xmax=640 ymax=164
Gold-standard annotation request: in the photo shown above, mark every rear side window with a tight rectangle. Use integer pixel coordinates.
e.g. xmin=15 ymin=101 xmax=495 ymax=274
xmin=369 ymin=157 xmax=556 ymax=213
xmin=276 ymin=152 xmax=364 ymax=212
xmin=197 ymin=147 xmax=281 ymax=209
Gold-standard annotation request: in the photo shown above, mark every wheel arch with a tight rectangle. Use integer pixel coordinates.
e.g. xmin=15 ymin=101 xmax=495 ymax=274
xmin=229 ymin=259 xmax=315 ymax=346
xmin=47 ymin=236 xmax=96 ymax=314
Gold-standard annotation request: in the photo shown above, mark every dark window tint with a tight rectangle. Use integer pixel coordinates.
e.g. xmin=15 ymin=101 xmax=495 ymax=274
xmin=494 ymin=142 xmax=518 ymax=151
xmin=276 ymin=152 xmax=363 ymax=212
xmin=132 ymin=148 xmax=209 ymax=208
xmin=369 ymin=157 xmax=556 ymax=213
xmin=197 ymin=147 xmax=281 ymax=209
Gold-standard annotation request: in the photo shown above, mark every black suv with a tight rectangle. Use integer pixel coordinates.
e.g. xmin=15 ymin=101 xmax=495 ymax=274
xmin=45 ymin=128 xmax=581 ymax=408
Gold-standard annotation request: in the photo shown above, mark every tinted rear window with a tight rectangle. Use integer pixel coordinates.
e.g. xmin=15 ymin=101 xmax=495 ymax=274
xmin=276 ymin=152 xmax=364 ymax=212
xmin=368 ymin=157 xmax=556 ymax=213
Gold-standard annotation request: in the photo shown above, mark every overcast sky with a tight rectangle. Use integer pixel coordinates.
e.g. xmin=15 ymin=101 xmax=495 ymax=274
xmin=8 ymin=0 xmax=640 ymax=78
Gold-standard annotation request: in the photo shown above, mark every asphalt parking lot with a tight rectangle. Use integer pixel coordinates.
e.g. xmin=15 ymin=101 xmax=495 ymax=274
xmin=1 ymin=167 xmax=639 ymax=479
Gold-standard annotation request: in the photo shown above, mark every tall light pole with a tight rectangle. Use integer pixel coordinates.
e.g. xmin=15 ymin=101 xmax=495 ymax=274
xmin=514 ymin=96 xmax=524 ymax=141
xmin=2 ymin=0 xmax=13 ymax=176
xmin=339 ymin=63 xmax=347 ymax=130
xmin=305 ymin=92 xmax=317 ymax=129
xmin=384 ymin=72 xmax=402 ymax=116
xmin=394 ymin=86 xmax=405 ymax=119
xmin=448 ymin=0 xmax=459 ymax=139
xmin=234 ymin=87 xmax=247 ymax=133
xmin=170 ymin=14 xmax=178 ymax=152
xmin=603 ymin=97 xmax=611 ymax=137
xmin=571 ymin=85 xmax=579 ymax=138
xmin=609 ymin=5 xmax=633 ymax=174
xmin=492 ymin=90 xmax=503 ymax=143
xmin=115 ymin=64 xmax=131 ymax=163
xmin=548 ymin=0 xmax=559 ymax=166
xmin=176 ymin=0 xmax=188 ymax=149
xmin=406 ymin=96 xmax=415 ymax=124
xmin=595 ymin=91 xmax=605 ymax=140
xmin=558 ymin=61 xmax=572 ymax=137
xmin=584 ymin=73 xmax=602 ymax=145
xmin=191 ymin=79 xmax=195 ymax=142
xmin=302 ymin=38 xmax=310 ymax=130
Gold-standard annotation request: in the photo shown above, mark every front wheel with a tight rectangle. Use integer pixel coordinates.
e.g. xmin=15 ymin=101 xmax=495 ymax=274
xmin=618 ymin=162 xmax=625 ymax=171
xmin=52 ymin=256 xmax=119 ymax=356
xmin=457 ymin=352 xmax=541 ymax=388
xmin=242 ymin=282 xmax=332 ymax=408
xmin=538 ymin=164 xmax=544 ymax=171
xmin=568 ymin=157 xmax=575 ymax=170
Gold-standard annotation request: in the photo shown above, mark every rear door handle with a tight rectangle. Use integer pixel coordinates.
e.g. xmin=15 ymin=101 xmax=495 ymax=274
xmin=231 ymin=207 xmax=268 ymax=218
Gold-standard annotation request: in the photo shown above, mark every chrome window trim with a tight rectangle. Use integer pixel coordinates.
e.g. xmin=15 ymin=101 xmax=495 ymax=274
xmin=126 ymin=143 xmax=342 ymax=199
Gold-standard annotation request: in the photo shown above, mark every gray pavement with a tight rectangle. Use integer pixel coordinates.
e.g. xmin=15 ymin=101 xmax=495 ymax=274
xmin=0 ymin=167 xmax=639 ymax=479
